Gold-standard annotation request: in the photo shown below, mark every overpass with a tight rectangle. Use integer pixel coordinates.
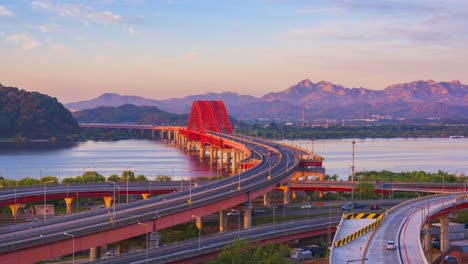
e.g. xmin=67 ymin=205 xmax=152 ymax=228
xmin=290 ymin=180 xmax=466 ymax=194
xmin=0 ymin=101 xmax=322 ymax=264
xmin=331 ymin=193 xmax=468 ymax=263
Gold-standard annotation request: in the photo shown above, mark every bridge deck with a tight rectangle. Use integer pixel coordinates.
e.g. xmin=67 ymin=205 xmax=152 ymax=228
xmin=331 ymin=218 xmax=375 ymax=263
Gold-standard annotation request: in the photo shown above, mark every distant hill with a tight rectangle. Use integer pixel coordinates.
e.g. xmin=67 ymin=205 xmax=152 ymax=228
xmin=0 ymin=84 xmax=80 ymax=138
xmin=73 ymin=104 xmax=188 ymax=125
xmin=65 ymin=79 xmax=468 ymax=121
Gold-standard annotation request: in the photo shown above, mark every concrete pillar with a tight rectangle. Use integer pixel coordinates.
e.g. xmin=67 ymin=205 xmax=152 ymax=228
xmin=424 ymin=223 xmax=432 ymax=252
xmin=209 ymin=147 xmax=214 ymax=164
xmin=440 ymin=216 xmax=449 ymax=253
xmin=103 ymin=196 xmax=113 ymax=209
xmin=199 ymin=146 xmax=205 ymax=160
xmin=227 ymin=151 xmax=232 ymax=171
xmin=117 ymin=240 xmax=129 ymax=255
xmin=195 ymin=216 xmax=203 ymax=230
xmin=242 ymin=207 xmax=251 ymax=229
xmin=219 ymin=210 xmax=227 ymax=232
xmin=282 ymin=185 xmax=290 ymax=204
xmin=219 ymin=149 xmax=224 ymax=170
xmin=232 ymin=150 xmax=238 ymax=173
xmin=89 ymin=247 xmax=101 ymax=261
xmin=8 ymin=204 xmax=20 ymax=218
xmin=149 ymin=231 xmax=160 ymax=248
xmin=263 ymin=193 xmax=270 ymax=206
xmin=64 ymin=197 xmax=74 ymax=214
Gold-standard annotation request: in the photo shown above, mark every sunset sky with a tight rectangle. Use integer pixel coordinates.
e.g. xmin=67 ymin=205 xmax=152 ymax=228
xmin=1 ymin=0 xmax=468 ymax=103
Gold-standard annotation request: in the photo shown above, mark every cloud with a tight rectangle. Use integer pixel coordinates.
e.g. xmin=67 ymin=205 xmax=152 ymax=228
xmin=7 ymin=33 xmax=40 ymax=50
xmin=50 ymin=44 xmax=72 ymax=55
xmin=32 ymin=1 xmax=123 ymax=25
xmin=87 ymin=11 xmax=121 ymax=25
xmin=38 ymin=23 xmax=58 ymax=33
xmin=0 ymin=5 xmax=14 ymax=16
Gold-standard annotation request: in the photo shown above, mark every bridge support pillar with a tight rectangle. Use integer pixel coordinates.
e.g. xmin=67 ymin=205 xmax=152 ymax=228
xmin=64 ymin=197 xmax=74 ymax=214
xmin=103 ymin=196 xmax=113 ymax=209
xmin=424 ymin=223 xmax=432 ymax=252
xmin=242 ymin=207 xmax=251 ymax=229
xmin=263 ymin=193 xmax=270 ymax=206
xmin=89 ymin=246 xmax=101 ymax=261
xmin=194 ymin=215 xmax=203 ymax=230
xmin=218 ymin=149 xmax=224 ymax=170
xmin=149 ymin=231 xmax=160 ymax=248
xmin=219 ymin=210 xmax=227 ymax=232
xmin=118 ymin=240 xmax=129 ymax=255
xmin=440 ymin=216 xmax=449 ymax=253
xmin=232 ymin=150 xmax=238 ymax=173
xmin=141 ymin=193 xmax=150 ymax=200
xmin=279 ymin=185 xmax=290 ymax=204
xmin=226 ymin=151 xmax=232 ymax=172
xmin=8 ymin=204 xmax=20 ymax=218
xmin=199 ymin=146 xmax=205 ymax=160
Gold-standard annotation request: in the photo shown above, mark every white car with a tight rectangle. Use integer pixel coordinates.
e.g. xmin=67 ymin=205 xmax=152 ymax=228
xmin=105 ymin=250 xmax=118 ymax=256
xmin=301 ymin=204 xmax=312 ymax=209
xmin=386 ymin=241 xmax=397 ymax=250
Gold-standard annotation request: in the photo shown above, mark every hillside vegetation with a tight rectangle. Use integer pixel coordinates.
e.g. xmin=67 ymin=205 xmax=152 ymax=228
xmin=0 ymin=84 xmax=80 ymax=139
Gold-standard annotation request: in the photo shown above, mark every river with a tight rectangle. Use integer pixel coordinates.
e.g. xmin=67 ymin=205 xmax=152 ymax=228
xmin=0 ymin=138 xmax=466 ymax=181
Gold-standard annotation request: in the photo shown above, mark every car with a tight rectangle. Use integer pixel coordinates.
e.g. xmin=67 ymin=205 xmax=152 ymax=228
xmin=301 ymin=204 xmax=312 ymax=209
xmin=370 ymin=204 xmax=380 ymax=210
xmin=25 ymin=217 xmax=38 ymax=222
xmin=386 ymin=241 xmax=397 ymax=250
xmin=105 ymin=250 xmax=118 ymax=256
xmin=341 ymin=202 xmax=364 ymax=211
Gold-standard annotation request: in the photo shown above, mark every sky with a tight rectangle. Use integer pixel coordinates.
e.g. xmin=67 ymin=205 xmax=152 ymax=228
xmin=1 ymin=0 xmax=468 ymax=103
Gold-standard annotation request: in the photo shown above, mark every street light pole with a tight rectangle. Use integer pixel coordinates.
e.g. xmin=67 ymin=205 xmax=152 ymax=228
xmin=351 ymin=139 xmax=355 ymax=203
xmin=63 ymin=232 xmax=75 ymax=264
xmin=191 ymin=215 xmax=201 ymax=252
xmin=43 ymin=180 xmax=54 ymax=221
xmin=138 ymin=222 xmax=149 ymax=264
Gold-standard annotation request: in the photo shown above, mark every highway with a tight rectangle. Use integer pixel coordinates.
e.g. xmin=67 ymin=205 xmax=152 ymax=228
xmin=364 ymin=194 xmax=460 ymax=264
xmin=0 ymin=133 xmax=306 ymax=262
xmin=93 ymin=216 xmax=340 ymax=264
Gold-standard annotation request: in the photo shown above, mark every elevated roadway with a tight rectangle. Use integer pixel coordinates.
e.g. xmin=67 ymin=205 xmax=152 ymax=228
xmin=331 ymin=193 xmax=468 ymax=264
xmin=0 ymin=133 xmax=306 ymax=263
xmin=94 ymin=217 xmax=339 ymax=264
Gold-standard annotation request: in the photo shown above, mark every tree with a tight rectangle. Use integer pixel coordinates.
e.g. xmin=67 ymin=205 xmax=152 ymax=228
xmin=155 ymin=175 xmax=171 ymax=181
xmin=40 ymin=176 xmax=58 ymax=184
xmin=121 ymin=170 xmax=135 ymax=182
xmin=208 ymin=239 xmax=289 ymax=264
xmin=81 ymin=171 xmax=105 ymax=183
xmin=135 ymin=175 xmax=147 ymax=181
xmin=107 ymin=174 xmax=120 ymax=182
xmin=17 ymin=177 xmax=40 ymax=186
xmin=356 ymin=181 xmax=375 ymax=199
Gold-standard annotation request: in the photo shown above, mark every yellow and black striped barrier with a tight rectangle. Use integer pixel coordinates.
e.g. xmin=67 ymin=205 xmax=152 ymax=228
xmin=343 ymin=213 xmax=383 ymax=220
xmin=334 ymin=214 xmax=386 ymax=248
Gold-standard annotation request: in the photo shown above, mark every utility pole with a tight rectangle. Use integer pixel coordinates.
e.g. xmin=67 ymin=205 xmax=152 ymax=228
xmin=351 ymin=139 xmax=355 ymax=203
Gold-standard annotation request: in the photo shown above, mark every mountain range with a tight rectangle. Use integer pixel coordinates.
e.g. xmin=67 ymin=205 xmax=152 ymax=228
xmin=66 ymin=79 xmax=468 ymax=122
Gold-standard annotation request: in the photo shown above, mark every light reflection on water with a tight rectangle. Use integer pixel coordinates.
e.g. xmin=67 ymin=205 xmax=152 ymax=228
xmin=0 ymin=140 xmax=218 ymax=181
xmin=0 ymin=138 xmax=466 ymax=181
xmin=281 ymin=138 xmax=467 ymax=179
